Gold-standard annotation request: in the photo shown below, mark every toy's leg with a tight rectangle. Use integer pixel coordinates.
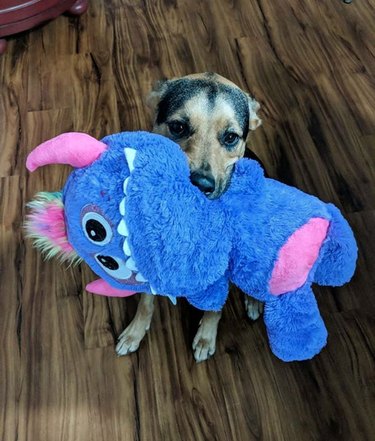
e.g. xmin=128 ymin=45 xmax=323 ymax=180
xmin=264 ymin=285 xmax=328 ymax=361
xmin=116 ymin=293 xmax=155 ymax=356
xmin=193 ymin=310 xmax=222 ymax=362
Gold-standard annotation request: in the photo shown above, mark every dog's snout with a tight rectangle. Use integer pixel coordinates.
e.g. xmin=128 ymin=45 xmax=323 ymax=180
xmin=190 ymin=171 xmax=216 ymax=195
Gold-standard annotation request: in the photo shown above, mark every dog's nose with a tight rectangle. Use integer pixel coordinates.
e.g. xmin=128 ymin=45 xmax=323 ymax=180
xmin=190 ymin=171 xmax=216 ymax=194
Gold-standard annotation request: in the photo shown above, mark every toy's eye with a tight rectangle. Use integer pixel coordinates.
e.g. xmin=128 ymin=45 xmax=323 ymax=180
xmin=95 ymin=254 xmax=132 ymax=279
xmin=82 ymin=212 xmax=113 ymax=245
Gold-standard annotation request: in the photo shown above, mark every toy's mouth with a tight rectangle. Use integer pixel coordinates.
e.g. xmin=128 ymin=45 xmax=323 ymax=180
xmin=116 ymin=147 xmax=176 ymax=304
xmin=94 ymin=253 xmax=148 ymax=284
xmin=116 ymin=149 xmax=149 ymax=286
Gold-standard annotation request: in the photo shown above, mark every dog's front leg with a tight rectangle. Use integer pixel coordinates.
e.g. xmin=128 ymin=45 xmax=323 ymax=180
xmin=192 ymin=311 xmax=222 ymax=362
xmin=116 ymin=293 xmax=155 ymax=356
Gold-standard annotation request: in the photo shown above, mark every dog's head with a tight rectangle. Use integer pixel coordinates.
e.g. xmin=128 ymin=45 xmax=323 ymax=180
xmin=148 ymin=73 xmax=261 ymax=198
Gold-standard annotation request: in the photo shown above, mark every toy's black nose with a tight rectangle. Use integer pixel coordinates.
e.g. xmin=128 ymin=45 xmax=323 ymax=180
xmin=190 ymin=171 xmax=216 ymax=195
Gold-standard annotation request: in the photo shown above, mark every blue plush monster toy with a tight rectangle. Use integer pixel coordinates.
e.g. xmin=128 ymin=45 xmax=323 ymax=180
xmin=26 ymin=131 xmax=357 ymax=361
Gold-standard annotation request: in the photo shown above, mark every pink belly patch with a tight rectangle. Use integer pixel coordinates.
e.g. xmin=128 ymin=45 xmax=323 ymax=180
xmin=269 ymin=218 xmax=330 ymax=295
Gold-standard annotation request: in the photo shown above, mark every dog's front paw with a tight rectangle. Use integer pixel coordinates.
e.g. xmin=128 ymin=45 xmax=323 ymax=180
xmin=193 ymin=334 xmax=216 ymax=362
xmin=245 ymin=297 xmax=264 ymax=321
xmin=116 ymin=323 xmax=148 ymax=356
xmin=192 ymin=312 xmax=221 ymax=362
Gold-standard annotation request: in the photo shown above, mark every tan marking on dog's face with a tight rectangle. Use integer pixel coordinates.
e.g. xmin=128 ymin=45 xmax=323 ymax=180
xmin=149 ymin=73 xmax=261 ymax=198
xmin=171 ymin=74 xmax=262 ymax=132
xmin=153 ymin=93 xmax=245 ymax=198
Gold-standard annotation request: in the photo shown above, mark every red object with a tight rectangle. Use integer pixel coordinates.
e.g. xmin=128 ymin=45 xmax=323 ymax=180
xmin=0 ymin=0 xmax=88 ymax=53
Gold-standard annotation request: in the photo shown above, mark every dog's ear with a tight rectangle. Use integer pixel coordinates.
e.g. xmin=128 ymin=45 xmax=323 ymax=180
xmin=248 ymin=96 xmax=262 ymax=131
xmin=146 ymin=79 xmax=170 ymax=114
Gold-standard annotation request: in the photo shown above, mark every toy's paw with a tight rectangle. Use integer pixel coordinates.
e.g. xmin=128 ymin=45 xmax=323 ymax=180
xmin=264 ymin=287 xmax=328 ymax=361
xmin=116 ymin=321 xmax=150 ymax=356
xmin=192 ymin=312 xmax=221 ymax=362
xmin=269 ymin=327 xmax=328 ymax=362
xmin=245 ymin=297 xmax=264 ymax=321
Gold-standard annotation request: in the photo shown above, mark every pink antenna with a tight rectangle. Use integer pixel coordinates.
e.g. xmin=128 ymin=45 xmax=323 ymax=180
xmin=26 ymin=132 xmax=107 ymax=172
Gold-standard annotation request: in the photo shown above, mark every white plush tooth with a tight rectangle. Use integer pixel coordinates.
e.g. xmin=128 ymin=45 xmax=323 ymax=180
xmin=124 ymin=148 xmax=137 ymax=172
xmin=167 ymin=295 xmax=177 ymax=305
xmin=135 ymin=272 xmax=147 ymax=282
xmin=125 ymin=257 xmax=138 ymax=271
xmin=150 ymin=286 xmax=157 ymax=295
xmin=120 ymin=267 xmax=133 ymax=280
xmin=123 ymin=238 xmax=131 ymax=256
xmin=123 ymin=177 xmax=130 ymax=194
xmin=119 ymin=197 xmax=126 ymax=216
xmin=117 ymin=219 xmax=128 ymax=236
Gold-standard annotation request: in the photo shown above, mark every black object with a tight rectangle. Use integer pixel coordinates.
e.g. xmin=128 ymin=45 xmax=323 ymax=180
xmin=244 ymin=148 xmax=268 ymax=178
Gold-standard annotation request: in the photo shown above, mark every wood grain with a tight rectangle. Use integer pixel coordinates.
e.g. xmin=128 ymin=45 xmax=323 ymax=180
xmin=0 ymin=1 xmax=374 ymax=440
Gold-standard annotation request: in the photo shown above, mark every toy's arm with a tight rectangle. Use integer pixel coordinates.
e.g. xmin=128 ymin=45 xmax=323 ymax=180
xmin=127 ymin=177 xmax=231 ymax=296
xmin=220 ymin=159 xmax=265 ymax=210
xmin=185 ymin=275 xmax=230 ymax=312
xmin=264 ymin=284 xmax=328 ymax=361
xmin=122 ymin=140 xmax=232 ymax=296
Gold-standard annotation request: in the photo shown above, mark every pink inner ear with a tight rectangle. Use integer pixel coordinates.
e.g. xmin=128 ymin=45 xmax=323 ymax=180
xmin=86 ymin=279 xmax=138 ymax=297
xmin=269 ymin=218 xmax=330 ymax=295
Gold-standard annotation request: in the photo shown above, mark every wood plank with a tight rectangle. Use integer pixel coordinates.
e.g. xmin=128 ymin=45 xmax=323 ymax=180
xmin=0 ymin=0 xmax=374 ymax=440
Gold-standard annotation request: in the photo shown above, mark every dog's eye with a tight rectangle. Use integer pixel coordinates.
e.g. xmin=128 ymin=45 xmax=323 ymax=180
xmin=223 ymin=132 xmax=240 ymax=148
xmin=82 ymin=212 xmax=113 ymax=245
xmin=168 ymin=121 xmax=189 ymax=138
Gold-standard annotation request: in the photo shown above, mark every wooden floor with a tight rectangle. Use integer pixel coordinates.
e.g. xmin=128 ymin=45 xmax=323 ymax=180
xmin=1 ymin=1 xmax=374 ymax=440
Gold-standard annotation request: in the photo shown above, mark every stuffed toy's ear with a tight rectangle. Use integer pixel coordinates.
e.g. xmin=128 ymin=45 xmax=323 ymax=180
xmin=24 ymin=192 xmax=81 ymax=264
xmin=26 ymin=132 xmax=107 ymax=172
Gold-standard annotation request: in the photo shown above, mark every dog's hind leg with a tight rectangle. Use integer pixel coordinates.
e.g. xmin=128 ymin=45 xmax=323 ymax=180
xmin=244 ymin=296 xmax=264 ymax=321
xmin=116 ymin=293 xmax=155 ymax=356
xmin=192 ymin=311 xmax=222 ymax=362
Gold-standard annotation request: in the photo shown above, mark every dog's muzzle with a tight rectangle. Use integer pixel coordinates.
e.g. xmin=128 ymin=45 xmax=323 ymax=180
xmin=190 ymin=171 xmax=216 ymax=196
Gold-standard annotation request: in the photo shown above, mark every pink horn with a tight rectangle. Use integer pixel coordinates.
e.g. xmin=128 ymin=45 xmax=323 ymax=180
xmin=26 ymin=132 xmax=107 ymax=172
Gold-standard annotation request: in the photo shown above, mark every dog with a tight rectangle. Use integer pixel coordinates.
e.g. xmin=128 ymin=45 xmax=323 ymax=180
xmin=116 ymin=73 xmax=264 ymax=362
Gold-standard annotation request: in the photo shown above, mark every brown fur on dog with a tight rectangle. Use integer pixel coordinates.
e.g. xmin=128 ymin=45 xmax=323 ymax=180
xmin=116 ymin=73 xmax=263 ymax=362
xmin=147 ymin=73 xmax=261 ymax=198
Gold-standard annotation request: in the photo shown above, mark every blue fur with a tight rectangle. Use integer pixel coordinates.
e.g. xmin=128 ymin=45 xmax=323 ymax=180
xmin=264 ymin=285 xmax=328 ymax=362
xmin=52 ymin=131 xmax=357 ymax=361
